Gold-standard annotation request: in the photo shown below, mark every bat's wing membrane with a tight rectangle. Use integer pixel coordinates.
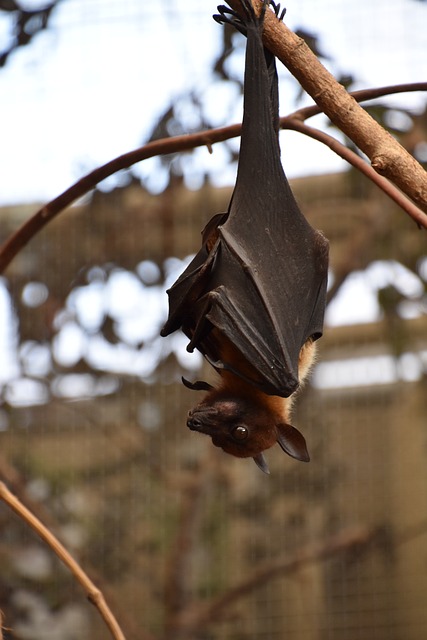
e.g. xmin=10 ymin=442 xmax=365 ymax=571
xmin=160 ymin=244 xmax=215 ymax=337
xmin=161 ymin=169 xmax=328 ymax=399
xmin=194 ymin=187 xmax=328 ymax=396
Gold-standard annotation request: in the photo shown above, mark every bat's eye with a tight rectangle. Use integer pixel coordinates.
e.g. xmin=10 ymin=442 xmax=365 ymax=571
xmin=231 ymin=425 xmax=249 ymax=441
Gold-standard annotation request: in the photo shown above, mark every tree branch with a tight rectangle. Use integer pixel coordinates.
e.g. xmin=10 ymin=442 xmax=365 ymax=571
xmin=291 ymin=82 xmax=427 ymax=122
xmin=0 ymin=453 xmax=146 ymax=640
xmin=228 ymin=0 xmax=427 ymax=213
xmin=286 ymin=119 xmax=427 ymax=228
xmin=0 ymin=83 xmax=426 ymax=274
xmin=0 ymin=482 xmax=128 ymax=640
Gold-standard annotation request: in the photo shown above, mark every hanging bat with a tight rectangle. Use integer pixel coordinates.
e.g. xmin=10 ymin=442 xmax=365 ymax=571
xmin=161 ymin=0 xmax=329 ymax=473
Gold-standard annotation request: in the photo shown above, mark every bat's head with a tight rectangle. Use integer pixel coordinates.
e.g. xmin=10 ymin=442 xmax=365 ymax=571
xmin=186 ymin=387 xmax=309 ymax=474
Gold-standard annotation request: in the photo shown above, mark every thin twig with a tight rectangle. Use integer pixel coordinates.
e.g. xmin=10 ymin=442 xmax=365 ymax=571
xmin=0 ymin=482 xmax=127 ymax=640
xmin=0 ymin=454 xmax=147 ymax=640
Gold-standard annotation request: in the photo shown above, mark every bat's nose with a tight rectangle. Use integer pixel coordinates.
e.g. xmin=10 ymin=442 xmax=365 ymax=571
xmin=187 ymin=406 xmax=218 ymax=433
xmin=187 ymin=416 xmax=203 ymax=431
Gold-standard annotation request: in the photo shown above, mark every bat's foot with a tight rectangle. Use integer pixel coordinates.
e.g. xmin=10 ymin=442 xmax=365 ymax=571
xmin=213 ymin=5 xmax=246 ymax=35
xmin=213 ymin=1 xmax=272 ymax=33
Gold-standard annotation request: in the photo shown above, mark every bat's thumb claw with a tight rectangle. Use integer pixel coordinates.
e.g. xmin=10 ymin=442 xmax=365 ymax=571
xmin=277 ymin=424 xmax=310 ymax=462
xmin=181 ymin=377 xmax=213 ymax=392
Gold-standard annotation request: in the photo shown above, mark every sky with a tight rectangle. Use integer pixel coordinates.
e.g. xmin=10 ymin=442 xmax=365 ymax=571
xmin=0 ymin=0 xmax=426 ymax=204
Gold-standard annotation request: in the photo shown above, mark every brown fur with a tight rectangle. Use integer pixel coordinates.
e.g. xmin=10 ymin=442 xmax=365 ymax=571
xmin=213 ymin=333 xmax=316 ymax=425
xmin=187 ymin=336 xmax=316 ymax=460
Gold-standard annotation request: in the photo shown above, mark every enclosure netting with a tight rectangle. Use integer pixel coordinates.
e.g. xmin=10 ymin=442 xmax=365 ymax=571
xmin=0 ymin=1 xmax=426 ymax=639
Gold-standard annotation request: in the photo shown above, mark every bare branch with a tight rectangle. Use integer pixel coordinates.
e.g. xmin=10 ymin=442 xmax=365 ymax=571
xmin=0 ymin=454 xmax=147 ymax=640
xmin=0 ymin=482 xmax=128 ymax=640
xmin=292 ymin=82 xmax=427 ymax=121
xmin=0 ymin=83 xmax=426 ymax=274
xmin=286 ymin=119 xmax=427 ymax=228
xmin=228 ymin=0 xmax=427 ymax=213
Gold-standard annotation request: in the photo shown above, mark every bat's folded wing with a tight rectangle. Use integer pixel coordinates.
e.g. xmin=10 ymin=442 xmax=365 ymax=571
xmin=161 ymin=197 xmax=328 ymax=400
xmin=210 ymin=211 xmax=328 ymax=397
xmin=160 ymin=244 xmax=215 ymax=337
xmin=197 ymin=231 xmax=299 ymax=397
xmin=203 ymin=285 xmax=300 ymax=396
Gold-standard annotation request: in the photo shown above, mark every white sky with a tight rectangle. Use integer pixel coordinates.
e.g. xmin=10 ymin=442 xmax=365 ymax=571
xmin=0 ymin=0 xmax=426 ymax=204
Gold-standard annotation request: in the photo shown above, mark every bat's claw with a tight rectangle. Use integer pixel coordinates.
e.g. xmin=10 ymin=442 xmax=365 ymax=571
xmin=269 ymin=1 xmax=286 ymax=21
xmin=182 ymin=377 xmax=213 ymax=392
xmin=213 ymin=1 xmax=269 ymax=33
xmin=213 ymin=5 xmax=246 ymax=34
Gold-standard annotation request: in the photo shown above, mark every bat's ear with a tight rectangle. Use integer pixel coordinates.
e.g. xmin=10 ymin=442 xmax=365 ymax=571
xmin=181 ymin=377 xmax=213 ymax=392
xmin=276 ymin=424 xmax=310 ymax=463
xmin=253 ymin=452 xmax=270 ymax=475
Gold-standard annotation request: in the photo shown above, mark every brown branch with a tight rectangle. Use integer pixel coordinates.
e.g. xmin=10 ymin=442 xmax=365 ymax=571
xmin=292 ymin=82 xmax=427 ymax=122
xmin=0 ymin=82 xmax=426 ymax=274
xmin=0 ymin=452 xmax=59 ymax=529
xmin=174 ymin=525 xmax=378 ymax=634
xmin=0 ymin=454 xmax=147 ymax=640
xmin=0 ymin=482 xmax=128 ymax=640
xmin=0 ymin=126 xmax=237 ymax=274
xmin=285 ymin=119 xmax=427 ymax=228
xmin=228 ymin=0 xmax=427 ymax=212
xmin=174 ymin=516 xmax=427 ymax=636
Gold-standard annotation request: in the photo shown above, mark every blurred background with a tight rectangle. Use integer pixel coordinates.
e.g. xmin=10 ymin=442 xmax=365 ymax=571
xmin=0 ymin=1 xmax=426 ymax=638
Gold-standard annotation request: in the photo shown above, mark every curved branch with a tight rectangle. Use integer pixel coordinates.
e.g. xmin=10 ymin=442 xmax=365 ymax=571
xmin=0 ymin=482 xmax=127 ymax=640
xmin=0 ymin=127 xmax=237 ymax=274
xmin=291 ymin=82 xmax=427 ymax=122
xmin=285 ymin=119 xmax=427 ymax=228
xmin=0 ymin=83 xmax=426 ymax=274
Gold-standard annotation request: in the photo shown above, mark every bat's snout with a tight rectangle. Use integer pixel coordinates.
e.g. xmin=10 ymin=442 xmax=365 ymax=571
xmin=187 ymin=407 xmax=218 ymax=434
xmin=187 ymin=415 xmax=203 ymax=432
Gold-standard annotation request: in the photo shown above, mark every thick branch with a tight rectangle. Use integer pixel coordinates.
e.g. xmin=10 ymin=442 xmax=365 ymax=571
xmin=228 ymin=0 xmax=427 ymax=213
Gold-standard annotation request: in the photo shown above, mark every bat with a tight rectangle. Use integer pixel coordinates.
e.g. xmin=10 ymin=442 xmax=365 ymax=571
xmin=161 ymin=0 xmax=329 ymax=473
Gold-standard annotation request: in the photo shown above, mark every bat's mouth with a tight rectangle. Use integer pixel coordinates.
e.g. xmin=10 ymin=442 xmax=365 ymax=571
xmin=187 ymin=407 xmax=218 ymax=435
